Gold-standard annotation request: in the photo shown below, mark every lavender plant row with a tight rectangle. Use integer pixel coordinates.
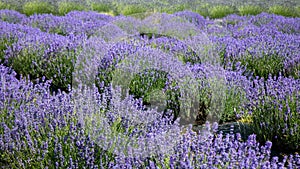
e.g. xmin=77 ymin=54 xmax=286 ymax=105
xmin=0 ymin=9 xmax=299 ymax=168
xmin=1 ymin=65 xmax=299 ymax=168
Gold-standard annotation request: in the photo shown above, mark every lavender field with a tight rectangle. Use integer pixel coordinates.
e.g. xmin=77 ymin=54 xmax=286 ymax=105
xmin=0 ymin=7 xmax=300 ymax=169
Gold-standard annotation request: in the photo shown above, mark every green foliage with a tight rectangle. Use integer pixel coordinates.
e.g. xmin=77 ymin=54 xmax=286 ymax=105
xmin=250 ymin=93 xmax=300 ymax=152
xmin=1 ymin=108 xmax=115 ymax=168
xmin=0 ymin=37 xmax=16 ymax=64
xmin=6 ymin=45 xmax=79 ymax=92
xmin=0 ymin=2 xmax=10 ymax=10
xmin=129 ymin=69 xmax=180 ymax=122
xmin=91 ymin=2 xmax=111 ymax=12
xmin=22 ymin=1 xmax=55 ymax=16
xmin=220 ymin=87 xmax=247 ymax=123
xmin=194 ymin=3 xmax=210 ymax=17
xmin=240 ymin=54 xmax=284 ymax=79
xmin=6 ymin=46 xmax=45 ymax=80
xmin=284 ymin=63 xmax=300 ymax=79
xmin=159 ymin=4 xmax=186 ymax=14
xmin=43 ymin=49 xmax=78 ymax=92
xmin=208 ymin=5 xmax=236 ymax=19
xmin=120 ymin=4 xmax=148 ymax=16
xmin=58 ymin=2 xmax=86 ymax=16
xmin=238 ymin=5 xmax=263 ymax=16
xmin=268 ymin=5 xmax=296 ymax=17
xmin=295 ymin=6 xmax=300 ymax=17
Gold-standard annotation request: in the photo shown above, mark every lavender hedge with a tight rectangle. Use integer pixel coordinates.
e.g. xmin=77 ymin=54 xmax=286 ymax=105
xmin=0 ymin=10 xmax=299 ymax=168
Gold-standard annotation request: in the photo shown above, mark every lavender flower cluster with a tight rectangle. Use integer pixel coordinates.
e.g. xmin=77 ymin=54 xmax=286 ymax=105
xmin=0 ymin=9 xmax=299 ymax=168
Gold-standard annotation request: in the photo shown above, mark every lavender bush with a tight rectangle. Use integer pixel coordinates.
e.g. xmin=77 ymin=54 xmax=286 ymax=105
xmin=246 ymin=74 xmax=300 ymax=152
xmin=0 ymin=21 xmax=41 ymax=64
xmin=4 ymin=29 xmax=84 ymax=92
xmin=0 ymin=9 xmax=26 ymax=23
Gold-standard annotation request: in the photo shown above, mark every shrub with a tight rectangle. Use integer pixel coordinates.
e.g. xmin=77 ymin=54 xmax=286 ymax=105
xmin=5 ymin=32 xmax=82 ymax=92
xmin=238 ymin=5 xmax=263 ymax=16
xmin=247 ymin=75 xmax=300 ymax=152
xmin=295 ymin=6 xmax=300 ymax=17
xmin=120 ymin=4 xmax=147 ymax=16
xmin=139 ymin=13 xmax=200 ymax=40
xmin=208 ymin=5 xmax=235 ymax=19
xmin=241 ymin=54 xmax=284 ymax=79
xmin=0 ymin=2 xmax=10 ymax=10
xmin=58 ymin=2 xmax=86 ymax=16
xmin=149 ymin=37 xmax=201 ymax=64
xmin=128 ymin=68 xmax=181 ymax=122
xmin=194 ymin=3 xmax=210 ymax=18
xmin=160 ymin=4 xmax=186 ymax=14
xmin=268 ymin=5 xmax=296 ymax=17
xmin=0 ymin=22 xmax=41 ymax=64
xmin=22 ymin=1 xmax=55 ymax=16
xmin=91 ymin=2 xmax=111 ymax=13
